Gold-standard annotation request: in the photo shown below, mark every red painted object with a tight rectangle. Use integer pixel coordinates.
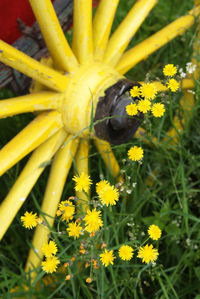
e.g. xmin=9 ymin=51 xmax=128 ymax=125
xmin=0 ymin=0 xmax=99 ymax=44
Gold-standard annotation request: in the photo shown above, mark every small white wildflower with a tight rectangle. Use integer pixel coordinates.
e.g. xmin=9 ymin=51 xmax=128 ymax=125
xmin=132 ymin=182 xmax=137 ymax=188
xmin=120 ymin=186 xmax=124 ymax=192
xmin=186 ymin=62 xmax=196 ymax=74
xmin=187 ymin=89 xmax=195 ymax=95
xmin=126 ymin=189 xmax=132 ymax=194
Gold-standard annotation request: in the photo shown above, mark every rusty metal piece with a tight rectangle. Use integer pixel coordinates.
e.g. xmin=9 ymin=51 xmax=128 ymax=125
xmin=94 ymin=79 xmax=143 ymax=145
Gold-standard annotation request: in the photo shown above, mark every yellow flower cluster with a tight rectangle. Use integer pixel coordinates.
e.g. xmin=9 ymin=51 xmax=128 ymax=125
xmin=42 ymin=240 xmax=60 ymax=273
xmin=127 ymin=82 xmax=165 ymax=118
xmin=96 ymin=180 xmax=119 ymax=206
xmin=163 ymin=64 xmax=179 ymax=92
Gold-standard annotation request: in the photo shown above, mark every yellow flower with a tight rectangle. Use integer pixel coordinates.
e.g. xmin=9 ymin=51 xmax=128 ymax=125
xmin=20 ymin=211 xmax=38 ymax=229
xmin=126 ymin=103 xmax=138 ymax=116
xmin=137 ymin=99 xmax=151 ymax=113
xmin=148 ymin=224 xmax=162 ymax=240
xmin=130 ymin=86 xmax=140 ymax=98
xmin=58 ymin=200 xmax=75 ymax=222
xmin=140 ymin=83 xmax=157 ymax=100
xmin=67 ymin=222 xmax=83 ymax=239
xmin=167 ymin=79 xmax=179 ymax=92
xmin=128 ymin=146 xmax=144 ymax=161
xmin=100 ymin=249 xmax=115 ymax=267
xmin=151 ymin=103 xmax=165 ymax=117
xmin=137 ymin=244 xmax=158 ymax=264
xmin=98 ymin=184 xmax=119 ymax=206
xmin=86 ymin=277 xmax=92 ymax=283
xmin=42 ymin=256 xmax=60 ymax=273
xmin=163 ymin=64 xmax=177 ymax=77
xmin=118 ymin=245 xmax=134 ymax=261
xmin=42 ymin=240 xmax=58 ymax=258
xmin=73 ymin=172 xmax=92 ymax=193
xmin=84 ymin=208 xmax=103 ymax=233
xmin=96 ymin=180 xmax=110 ymax=195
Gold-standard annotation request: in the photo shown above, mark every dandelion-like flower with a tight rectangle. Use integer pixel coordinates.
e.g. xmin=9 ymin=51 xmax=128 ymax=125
xmin=58 ymin=200 xmax=75 ymax=222
xmin=84 ymin=208 xmax=103 ymax=233
xmin=128 ymin=146 xmax=144 ymax=161
xmin=163 ymin=64 xmax=177 ymax=77
xmin=151 ymin=103 xmax=165 ymax=117
xmin=42 ymin=256 xmax=60 ymax=273
xmin=148 ymin=224 xmax=162 ymax=240
xmin=118 ymin=245 xmax=134 ymax=261
xmin=140 ymin=83 xmax=157 ymax=100
xmin=20 ymin=211 xmax=38 ymax=229
xmin=73 ymin=172 xmax=92 ymax=193
xmin=137 ymin=244 xmax=158 ymax=264
xmin=100 ymin=249 xmax=115 ymax=267
xmin=98 ymin=184 xmax=119 ymax=206
xmin=126 ymin=103 xmax=138 ymax=116
xmin=137 ymin=99 xmax=151 ymax=113
xmin=130 ymin=86 xmax=140 ymax=98
xmin=42 ymin=240 xmax=58 ymax=258
xmin=67 ymin=222 xmax=83 ymax=239
xmin=167 ymin=79 xmax=179 ymax=92
xmin=86 ymin=277 xmax=92 ymax=283
xmin=96 ymin=180 xmax=110 ymax=195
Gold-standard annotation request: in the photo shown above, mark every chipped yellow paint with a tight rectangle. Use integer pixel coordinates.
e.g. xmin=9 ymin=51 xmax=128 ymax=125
xmin=104 ymin=0 xmax=158 ymax=67
xmin=0 ymin=129 xmax=67 ymax=241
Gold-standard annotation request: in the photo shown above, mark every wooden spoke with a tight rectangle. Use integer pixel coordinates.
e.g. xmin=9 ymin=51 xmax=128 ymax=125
xmin=0 ymin=92 xmax=62 ymax=118
xmin=0 ymin=129 xmax=67 ymax=241
xmin=93 ymin=0 xmax=119 ymax=60
xmin=103 ymin=0 xmax=157 ymax=67
xmin=116 ymin=5 xmax=200 ymax=74
xmin=94 ymin=138 xmax=122 ymax=181
xmin=26 ymin=136 xmax=79 ymax=272
xmin=0 ymin=111 xmax=63 ymax=176
xmin=29 ymin=0 xmax=78 ymax=73
xmin=0 ymin=40 xmax=69 ymax=92
xmin=72 ymin=0 xmax=93 ymax=63
xmin=75 ymin=138 xmax=90 ymax=213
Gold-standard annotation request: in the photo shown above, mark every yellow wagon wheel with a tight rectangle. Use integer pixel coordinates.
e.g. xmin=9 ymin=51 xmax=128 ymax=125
xmin=0 ymin=0 xmax=199 ymax=275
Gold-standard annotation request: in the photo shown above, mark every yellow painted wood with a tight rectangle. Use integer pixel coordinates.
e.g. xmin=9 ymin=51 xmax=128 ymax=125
xmin=94 ymin=138 xmax=122 ymax=180
xmin=0 ymin=40 xmax=69 ymax=92
xmin=116 ymin=5 xmax=200 ymax=74
xmin=26 ymin=136 xmax=79 ymax=272
xmin=103 ymin=0 xmax=157 ymax=67
xmin=93 ymin=0 xmax=119 ymax=60
xmin=72 ymin=0 xmax=93 ymax=63
xmin=75 ymin=138 xmax=90 ymax=213
xmin=0 ymin=92 xmax=63 ymax=118
xmin=0 ymin=129 xmax=67 ymax=241
xmin=0 ymin=111 xmax=63 ymax=176
xmin=140 ymin=79 xmax=194 ymax=92
xmin=29 ymin=0 xmax=78 ymax=73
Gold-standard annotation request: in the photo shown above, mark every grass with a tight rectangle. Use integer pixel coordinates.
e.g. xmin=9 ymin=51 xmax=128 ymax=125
xmin=0 ymin=0 xmax=200 ymax=298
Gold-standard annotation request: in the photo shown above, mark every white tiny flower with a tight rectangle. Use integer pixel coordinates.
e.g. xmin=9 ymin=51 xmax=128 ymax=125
xmin=126 ymin=189 xmax=132 ymax=194
xmin=186 ymin=62 xmax=196 ymax=74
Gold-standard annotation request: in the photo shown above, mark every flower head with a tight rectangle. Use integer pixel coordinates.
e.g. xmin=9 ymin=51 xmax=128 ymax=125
xmin=96 ymin=180 xmax=110 ymax=195
xmin=118 ymin=245 xmax=134 ymax=261
xmin=20 ymin=211 xmax=38 ymax=229
xmin=126 ymin=103 xmax=138 ymax=116
xmin=130 ymin=86 xmax=140 ymax=98
xmin=98 ymin=184 xmax=119 ymax=206
xmin=84 ymin=208 xmax=103 ymax=233
xmin=163 ymin=64 xmax=177 ymax=77
xmin=137 ymin=99 xmax=151 ymax=113
xmin=148 ymin=224 xmax=162 ymax=240
xmin=42 ymin=256 xmax=60 ymax=273
xmin=167 ymin=79 xmax=179 ymax=92
xmin=73 ymin=172 xmax=92 ymax=193
xmin=140 ymin=83 xmax=157 ymax=100
xmin=67 ymin=222 xmax=83 ymax=239
xmin=137 ymin=244 xmax=158 ymax=264
xmin=58 ymin=200 xmax=75 ymax=222
xmin=100 ymin=249 xmax=115 ymax=267
xmin=42 ymin=240 xmax=58 ymax=258
xmin=151 ymin=103 xmax=165 ymax=117
xmin=128 ymin=146 xmax=144 ymax=161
